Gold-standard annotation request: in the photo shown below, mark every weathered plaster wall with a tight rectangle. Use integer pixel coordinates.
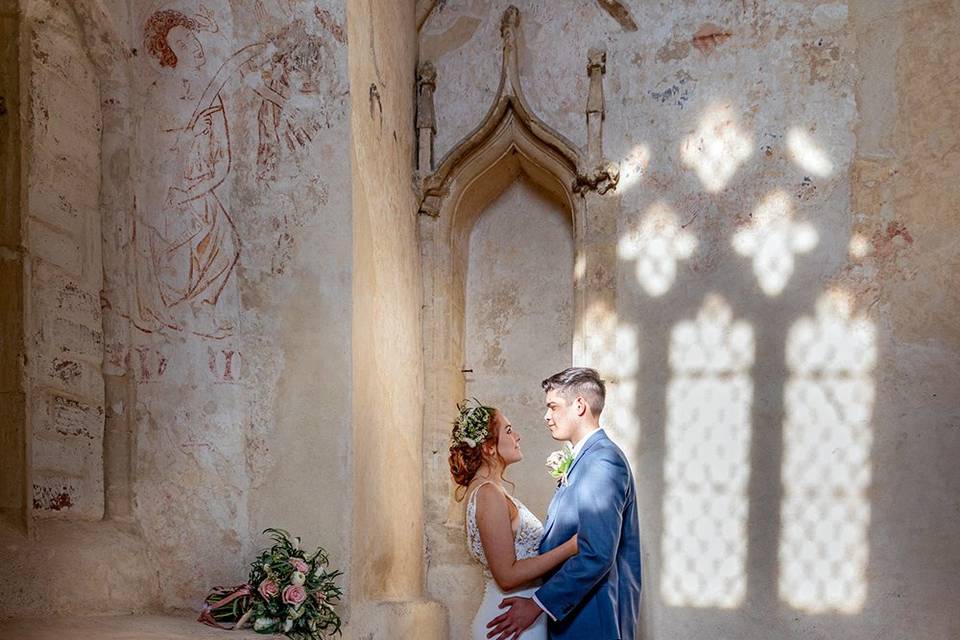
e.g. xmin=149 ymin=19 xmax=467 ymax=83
xmin=5 ymin=0 xmax=446 ymax=635
xmin=2 ymin=0 xmax=361 ymax=619
xmin=0 ymin=0 xmax=160 ymax=617
xmin=21 ymin=0 xmax=106 ymax=522
xmin=464 ymin=176 xmax=573 ymax=519
xmin=421 ymin=1 xmax=960 ymax=638
xmin=117 ymin=0 xmax=354 ymax=608
xmin=847 ymin=1 xmax=960 ymax=636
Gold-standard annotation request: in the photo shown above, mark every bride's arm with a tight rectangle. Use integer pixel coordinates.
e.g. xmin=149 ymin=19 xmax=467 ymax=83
xmin=475 ymin=484 xmax=578 ymax=592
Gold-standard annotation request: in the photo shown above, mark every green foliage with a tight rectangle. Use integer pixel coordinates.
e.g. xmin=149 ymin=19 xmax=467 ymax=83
xmin=246 ymin=528 xmax=344 ymax=639
xmin=451 ymin=398 xmax=494 ymax=448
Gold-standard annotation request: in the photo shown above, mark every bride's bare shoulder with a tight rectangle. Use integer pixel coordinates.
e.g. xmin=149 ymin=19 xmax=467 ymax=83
xmin=467 ymin=479 xmax=502 ymax=498
xmin=471 ymin=482 xmax=519 ymax=520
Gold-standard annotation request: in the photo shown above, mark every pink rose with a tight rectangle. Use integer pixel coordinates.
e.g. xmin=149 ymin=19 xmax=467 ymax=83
xmin=282 ymin=584 xmax=307 ymax=606
xmin=258 ymin=579 xmax=279 ymax=600
xmin=290 ymin=558 xmax=309 ymax=573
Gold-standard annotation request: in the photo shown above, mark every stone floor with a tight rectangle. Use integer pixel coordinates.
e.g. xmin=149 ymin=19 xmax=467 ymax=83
xmin=0 ymin=614 xmax=261 ymax=639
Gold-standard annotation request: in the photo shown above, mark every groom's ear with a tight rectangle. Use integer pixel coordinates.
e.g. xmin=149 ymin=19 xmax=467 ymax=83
xmin=575 ymin=396 xmax=588 ymax=417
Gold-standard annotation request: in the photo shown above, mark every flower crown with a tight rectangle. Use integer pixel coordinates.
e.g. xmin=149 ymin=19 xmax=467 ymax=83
xmin=451 ymin=399 xmax=494 ymax=448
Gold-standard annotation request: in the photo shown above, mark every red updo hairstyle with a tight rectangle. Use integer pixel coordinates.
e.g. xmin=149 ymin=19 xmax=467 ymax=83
xmin=448 ymin=407 xmax=506 ymax=501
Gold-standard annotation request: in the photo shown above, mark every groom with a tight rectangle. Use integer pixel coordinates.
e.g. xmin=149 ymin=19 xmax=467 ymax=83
xmin=487 ymin=367 xmax=642 ymax=640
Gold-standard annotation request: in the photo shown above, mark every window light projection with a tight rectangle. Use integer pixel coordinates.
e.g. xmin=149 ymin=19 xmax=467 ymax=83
xmin=732 ymin=190 xmax=818 ymax=296
xmin=578 ymin=302 xmax=641 ymax=469
xmin=662 ymin=295 xmax=754 ymax=609
xmin=618 ymin=144 xmax=651 ymax=192
xmin=786 ymin=127 xmax=834 ymax=178
xmin=849 ymin=232 xmax=872 ymax=259
xmin=680 ymin=104 xmax=752 ymax=192
xmin=779 ymin=290 xmax=875 ymax=614
xmin=618 ymin=202 xmax=697 ymax=297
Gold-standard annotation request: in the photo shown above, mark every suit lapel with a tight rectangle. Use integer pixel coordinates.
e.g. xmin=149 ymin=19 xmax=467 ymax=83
xmin=541 ymin=431 xmax=608 ymax=542
xmin=564 ymin=429 xmax=607 ymax=480
xmin=542 ymin=486 xmax=566 ymax=542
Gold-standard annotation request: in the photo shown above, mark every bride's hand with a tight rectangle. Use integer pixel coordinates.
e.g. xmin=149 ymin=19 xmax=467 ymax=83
xmin=565 ymin=533 xmax=579 ymax=556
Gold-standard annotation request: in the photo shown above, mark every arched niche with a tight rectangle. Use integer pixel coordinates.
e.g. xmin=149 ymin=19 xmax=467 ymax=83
xmin=416 ymin=8 xmax=618 ymax=635
xmin=462 ymin=173 xmax=574 ymax=518
xmin=419 ymin=132 xmax=580 ymax=640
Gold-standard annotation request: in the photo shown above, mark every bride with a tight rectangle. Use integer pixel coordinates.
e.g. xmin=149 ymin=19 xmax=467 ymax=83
xmin=448 ymin=400 xmax=578 ymax=640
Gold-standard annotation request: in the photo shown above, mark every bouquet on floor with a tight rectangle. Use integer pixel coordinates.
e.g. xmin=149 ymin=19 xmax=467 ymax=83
xmin=199 ymin=528 xmax=343 ymax=639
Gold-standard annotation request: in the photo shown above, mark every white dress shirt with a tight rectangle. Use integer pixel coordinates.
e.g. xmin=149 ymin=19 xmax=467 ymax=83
xmin=571 ymin=427 xmax=603 ymax=460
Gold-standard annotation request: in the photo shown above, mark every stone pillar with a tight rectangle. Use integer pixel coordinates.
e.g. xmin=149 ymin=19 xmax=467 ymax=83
xmin=417 ymin=61 xmax=436 ymax=175
xmin=20 ymin=0 xmax=106 ymax=521
xmin=0 ymin=0 xmax=26 ymax=532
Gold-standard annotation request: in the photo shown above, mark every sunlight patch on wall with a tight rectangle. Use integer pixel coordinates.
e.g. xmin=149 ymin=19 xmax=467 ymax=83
xmin=680 ymin=104 xmax=752 ymax=192
xmin=662 ymin=295 xmax=753 ymax=609
xmin=618 ymin=144 xmax=651 ymax=192
xmin=618 ymin=202 xmax=697 ymax=297
xmin=849 ymin=232 xmax=872 ymax=259
xmin=786 ymin=128 xmax=834 ymax=178
xmin=607 ymin=325 xmax=641 ymax=461
xmin=779 ymin=289 xmax=875 ymax=614
xmin=579 ymin=303 xmax=641 ymax=466
xmin=732 ymin=190 xmax=818 ymax=296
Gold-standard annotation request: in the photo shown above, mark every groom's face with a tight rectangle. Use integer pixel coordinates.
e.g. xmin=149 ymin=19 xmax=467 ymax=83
xmin=544 ymin=389 xmax=578 ymax=442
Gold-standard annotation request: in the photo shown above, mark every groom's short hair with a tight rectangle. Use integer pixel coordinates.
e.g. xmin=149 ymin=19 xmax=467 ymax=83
xmin=542 ymin=367 xmax=606 ymax=416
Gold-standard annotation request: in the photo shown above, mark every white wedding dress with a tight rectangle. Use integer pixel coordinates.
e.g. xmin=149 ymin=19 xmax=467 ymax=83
xmin=466 ymin=482 xmax=548 ymax=640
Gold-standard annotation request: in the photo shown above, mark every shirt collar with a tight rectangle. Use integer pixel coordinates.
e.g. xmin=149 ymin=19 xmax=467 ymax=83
xmin=571 ymin=428 xmax=603 ymax=460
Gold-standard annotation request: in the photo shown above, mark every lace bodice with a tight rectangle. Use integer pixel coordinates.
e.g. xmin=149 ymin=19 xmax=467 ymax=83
xmin=466 ymin=482 xmax=544 ymax=579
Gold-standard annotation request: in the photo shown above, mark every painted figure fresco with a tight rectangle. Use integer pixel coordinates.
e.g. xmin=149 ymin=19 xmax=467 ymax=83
xmin=134 ymin=5 xmax=339 ymax=339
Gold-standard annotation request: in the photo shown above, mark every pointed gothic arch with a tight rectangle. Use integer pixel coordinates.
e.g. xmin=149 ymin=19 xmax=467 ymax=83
xmin=417 ymin=10 xmax=621 ymax=630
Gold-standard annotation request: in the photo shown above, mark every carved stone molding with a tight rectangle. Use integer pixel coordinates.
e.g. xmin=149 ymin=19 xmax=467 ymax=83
xmin=574 ymin=159 xmax=620 ymax=195
xmin=416 ymin=61 xmax=437 ymax=176
xmin=416 ymin=5 xmax=618 ymax=213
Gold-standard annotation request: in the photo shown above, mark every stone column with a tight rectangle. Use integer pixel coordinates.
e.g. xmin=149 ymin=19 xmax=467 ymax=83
xmin=417 ymin=61 xmax=436 ymax=176
xmin=0 ymin=0 xmax=26 ymax=532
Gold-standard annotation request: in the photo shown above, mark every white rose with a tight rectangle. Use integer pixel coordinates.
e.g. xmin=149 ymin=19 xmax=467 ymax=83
xmin=283 ymin=618 xmax=293 ymax=632
xmin=253 ymin=617 xmax=276 ymax=632
xmin=291 ymin=571 xmax=306 ymax=586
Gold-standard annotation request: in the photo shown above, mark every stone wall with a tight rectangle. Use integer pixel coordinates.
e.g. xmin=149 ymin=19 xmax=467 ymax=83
xmin=420 ymin=1 xmax=960 ymax=638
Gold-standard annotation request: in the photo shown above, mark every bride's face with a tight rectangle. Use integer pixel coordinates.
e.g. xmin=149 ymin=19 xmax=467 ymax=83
xmin=492 ymin=412 xmax=523 ymax=465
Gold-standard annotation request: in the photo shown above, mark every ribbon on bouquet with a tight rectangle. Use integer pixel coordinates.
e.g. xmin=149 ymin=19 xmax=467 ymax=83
xmin=197 ymin=583 xmax=254 ymax=630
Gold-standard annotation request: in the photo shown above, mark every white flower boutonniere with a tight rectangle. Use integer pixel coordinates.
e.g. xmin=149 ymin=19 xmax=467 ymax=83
xmin=546 ymin=443 xmax=574 ymax=487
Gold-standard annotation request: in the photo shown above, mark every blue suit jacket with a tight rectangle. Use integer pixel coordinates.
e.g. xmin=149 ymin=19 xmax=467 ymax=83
xmin=535 ymin=431 xmax=642 ymax=640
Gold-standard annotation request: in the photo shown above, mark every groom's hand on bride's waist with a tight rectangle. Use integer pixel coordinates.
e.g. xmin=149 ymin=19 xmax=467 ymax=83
xmin=486 ymin=596 xmax=542 ymax=640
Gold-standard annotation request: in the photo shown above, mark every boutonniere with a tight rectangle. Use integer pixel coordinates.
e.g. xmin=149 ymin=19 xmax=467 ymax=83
xmin=546 ymin=444 xmax=574 ymax=487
